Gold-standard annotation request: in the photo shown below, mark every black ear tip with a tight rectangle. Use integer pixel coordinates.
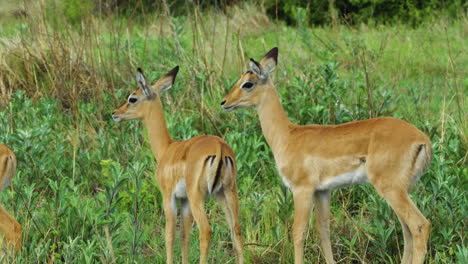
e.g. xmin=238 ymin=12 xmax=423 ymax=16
xmin=273 ymin=47 xmax=278 ymax=55
xmin=166 ymin=66 xmax=179 ymax=75
xmin=266 ymin=47 xmax=279 ymax=61
xmin=249 ymin=58 xmax=261 ymax=67
xmin=166 ymin=66 xmax=179 ymax=83
xmin=136 ymin=67 xmax=146 ymax=79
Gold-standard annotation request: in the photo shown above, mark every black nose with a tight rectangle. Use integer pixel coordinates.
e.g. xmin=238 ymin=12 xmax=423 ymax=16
xmin=220 ymin=100 xmax=226 ymax=106
xmin=112 ymin=111 xmax=116 ymax=115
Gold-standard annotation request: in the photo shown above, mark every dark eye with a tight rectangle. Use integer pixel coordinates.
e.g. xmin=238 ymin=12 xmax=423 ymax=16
xmin=128 ymin=97 xmax=138 ymax=104
xmin=241 ymin=82 xmax=254 ymax=90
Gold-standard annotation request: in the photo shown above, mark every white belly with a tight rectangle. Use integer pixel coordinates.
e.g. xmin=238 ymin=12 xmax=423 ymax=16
xmin=316 ymin=170 xmax=368 ymax=191
xmin=174 ymin=179 xmax=187 ymax=198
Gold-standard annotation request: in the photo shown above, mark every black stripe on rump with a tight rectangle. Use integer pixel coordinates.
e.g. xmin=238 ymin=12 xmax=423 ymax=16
xmin=205 ymin=155 xmax=216 ymax=166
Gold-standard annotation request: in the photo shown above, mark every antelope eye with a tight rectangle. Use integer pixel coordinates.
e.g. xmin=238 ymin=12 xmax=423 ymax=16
xmin=241 ymin=82 xmax=254 ymax=90
xmin=128 ymin=97 xmax=138 ymax=104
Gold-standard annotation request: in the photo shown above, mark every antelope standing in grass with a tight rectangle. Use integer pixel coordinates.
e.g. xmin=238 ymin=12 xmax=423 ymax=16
xmin=221 ymin=47 xmax=432 ymax=264
xmin=0 ymin=144 xmax=21 ymax=253
xmin=112 ymin=67 xmax=243 ymax=264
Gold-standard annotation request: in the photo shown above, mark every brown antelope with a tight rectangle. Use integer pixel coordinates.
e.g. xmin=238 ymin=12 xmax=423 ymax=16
xmin=0 ymin=144 xmax=21 ymax=253
xmin=112 ymin=67 xmax=244 ymax=264
xmin=221 ymin=47 xmax=432 ymax=264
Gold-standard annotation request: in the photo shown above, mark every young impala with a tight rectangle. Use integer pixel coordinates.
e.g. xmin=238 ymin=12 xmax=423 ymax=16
xmin=221 ymin=47 xmax=432 ymax=264
xmin=0 ymin=144 xmax=21 ymax=253
xmin=112 ymin=67 xmax=243 ymax=264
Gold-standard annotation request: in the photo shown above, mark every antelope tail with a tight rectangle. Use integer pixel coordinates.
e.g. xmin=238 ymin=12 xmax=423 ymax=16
xmin=206 ymin=144 xmax=223 ymax=194
xmin=1 ymin=155 xmax=16 ymax=191
xmin=410 ymin=143 xmax=432 ymax=187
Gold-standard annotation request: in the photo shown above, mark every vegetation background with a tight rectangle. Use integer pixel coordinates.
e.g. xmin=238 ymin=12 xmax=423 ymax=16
xmin=0 ymin=0 xmax=466 ymax=263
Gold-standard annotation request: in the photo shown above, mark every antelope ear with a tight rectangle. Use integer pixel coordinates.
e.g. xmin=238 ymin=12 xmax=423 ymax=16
xmin=249 ymin=59 xmax=267 ymax=80
xmin=136 ymin=68 xmax=153 ymax=98
xmin=155 ymin=66 xmax=179 ymax=94
xmin=259 ymin=47 xmax=278 ymax=74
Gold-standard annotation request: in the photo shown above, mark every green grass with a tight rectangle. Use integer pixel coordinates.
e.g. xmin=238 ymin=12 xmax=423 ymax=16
xmin=0 ymin=1 xmax=466 ymax=263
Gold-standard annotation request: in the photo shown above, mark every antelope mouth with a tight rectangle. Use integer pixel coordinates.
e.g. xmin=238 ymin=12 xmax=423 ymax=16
xmin=222 ymin=104 xmax=238 ymax=112
xmin=112 ymin=115 xmax=122 ymax=122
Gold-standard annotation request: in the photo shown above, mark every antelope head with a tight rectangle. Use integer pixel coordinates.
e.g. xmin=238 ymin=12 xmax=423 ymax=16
xmin=221 ymin=47 xmax=278 ymax=111
xmin=112 ymin=66 xmax=179 ymax=122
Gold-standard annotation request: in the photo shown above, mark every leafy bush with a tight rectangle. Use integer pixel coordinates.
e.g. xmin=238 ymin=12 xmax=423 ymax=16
xmin=264 ymin=0 xmax=466 ymax=26
xmin=62 ymin=0 xmax=94 ymax=24
xmin=39 ymin=0 xmax=468 ymax=26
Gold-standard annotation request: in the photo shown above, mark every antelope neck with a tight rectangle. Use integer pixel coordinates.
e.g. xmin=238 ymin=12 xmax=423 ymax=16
xmin=256 ymin=86 xmax=293 ymax=154
xmin=143 ymin=98 xmax=173 ymax=161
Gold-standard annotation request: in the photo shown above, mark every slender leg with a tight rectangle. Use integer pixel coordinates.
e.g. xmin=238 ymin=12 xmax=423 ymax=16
xmin=217 ymin=187 xmax=244 ymax=264
xmin=0 ymin=205 xmax=21 ymax=252
xmin=397 ymin=215 xmax=413 ymax=264
xmin=216 ymin=192 xmax=233 ymax=229
xmin=188 ymin=192 xmax=211 ymax=264
xmin=376 ymin=188 xmax=430 ymax=264
xmin=180 ymin=199 xmax=193 ymax=264
xmin=292 ymin=188 xmax=314 ymax=264
xmin=163 ymin=195 xmax=177 ymax=264
xmin=313 ymin=191 xmax=335 ymax=264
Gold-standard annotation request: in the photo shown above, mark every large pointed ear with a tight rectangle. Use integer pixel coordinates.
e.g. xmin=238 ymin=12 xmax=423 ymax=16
xmin=259 ymin=47 xmax=278 ymax=74
xmin=154 ymin=66 xmax=179 ymax=94
xmin=136 ymin=68 xmax=154 ymax=98
xmin=249 ymin=58 xmax=267 ymax=80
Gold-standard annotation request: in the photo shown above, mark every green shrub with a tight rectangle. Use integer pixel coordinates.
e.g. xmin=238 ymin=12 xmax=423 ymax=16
xmin=264 ymin=0 xmax=466 ymax=26
xmin=63 ymin=0 xmax=93 ymax=24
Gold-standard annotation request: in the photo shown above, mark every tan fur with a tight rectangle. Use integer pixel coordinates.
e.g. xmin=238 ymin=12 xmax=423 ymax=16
xmin=0 ymin=144 xmax=21 ymax=253
xmin=222 ymin=48 xmax=432 ymax=264
xmin=113 ymin=67 xmax=244 ymax=264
